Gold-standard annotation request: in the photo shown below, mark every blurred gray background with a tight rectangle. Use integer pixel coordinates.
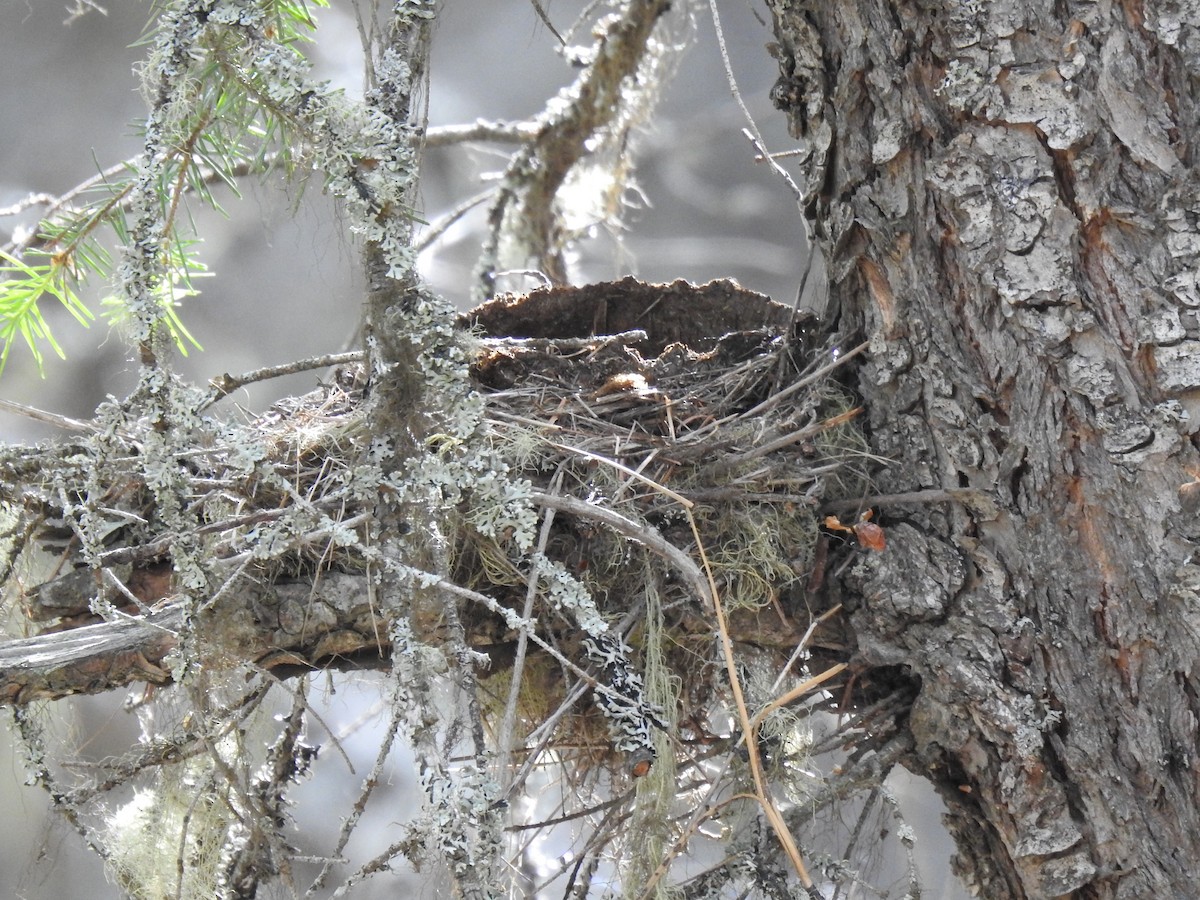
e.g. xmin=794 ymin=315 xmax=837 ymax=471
xmin=0 ymin=1 xmax=963 ymax=897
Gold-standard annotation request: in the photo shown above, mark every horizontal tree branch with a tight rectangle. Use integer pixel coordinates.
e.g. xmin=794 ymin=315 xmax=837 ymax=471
xmin=0 ymin=572 xmax=386 ymax=705
xmin=1 ymin=482 xmax=725 ymax=705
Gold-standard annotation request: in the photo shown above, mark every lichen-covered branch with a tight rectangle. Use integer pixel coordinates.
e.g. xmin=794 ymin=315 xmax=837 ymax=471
xmin=476 ymin=0 xmax=675 ymax=296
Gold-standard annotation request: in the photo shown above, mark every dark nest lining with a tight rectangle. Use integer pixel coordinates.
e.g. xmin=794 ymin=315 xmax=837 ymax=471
xmin=464 ymin=276 xmax=798 ymax=354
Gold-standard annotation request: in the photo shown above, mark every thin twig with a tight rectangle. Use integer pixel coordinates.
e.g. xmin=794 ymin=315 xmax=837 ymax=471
xmin=307 ymin=690 xmax=405 ymax=895
xmin=545 ymin=444 xmax=694 ymax=510
xmin=0 ymin=193 xmax=56 ymax=217
xmin=203 ymin=351 xmax=365 ymax=408
xmin=415 ymin=187 xmax=494 ymax=252
xmin=686 ymin=507 xmax=820 ymax=892
xmin=738 ymin=340 xmax=870 ymax=421
xmin=770 ymin=603 xmax=843 ymax=695
xmin=750 ymin=662 xmax=847 ymax=732
xmin=822 ymin=487 xmax=986 ymax=511
xmin=497 ymin=470 xmax=561 ymax=794
xmin=502 ymin=680 xmax=591 ymax=804
xmin=425 ymin=118 xmax=540 ymax=147
xmin=728 ymin=407 xmax=862 ymax=470
xmin=437 ymin=580 xmax=604 ymax=691
xmin=0 ymin=398 xmax=97 ymax=433
xmin=708 ymin=0 xmax=803 ymax=205
xmin=527 ymin=0 xmax=566 ymax=44
xmin=531 ymin=489 xmax=710 ymax=610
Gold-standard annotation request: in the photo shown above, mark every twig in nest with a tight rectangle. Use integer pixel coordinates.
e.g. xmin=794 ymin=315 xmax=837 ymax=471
xmin=551 ymin=428 xmax=843 ymax=895
xmin=497 ymin=470 xmax=561 ymax=794
xmin=715 ymin=406 xmax=862 ymax=471
xmin=685 ymin=508 xmax=825 ymax=895
xmin=737 ymin=339 xmax=869 ymax=421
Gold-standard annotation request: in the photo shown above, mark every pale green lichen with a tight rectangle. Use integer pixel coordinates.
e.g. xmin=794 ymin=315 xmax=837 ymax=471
xmin=106 ymin=738 xmax=242 ymax=900
xmin=422 ymin=762 xmax=503 ymax=881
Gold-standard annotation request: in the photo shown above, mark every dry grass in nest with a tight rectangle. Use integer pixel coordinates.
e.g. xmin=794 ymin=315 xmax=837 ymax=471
xmin=458 ymin=278 xmax=922 ymax=896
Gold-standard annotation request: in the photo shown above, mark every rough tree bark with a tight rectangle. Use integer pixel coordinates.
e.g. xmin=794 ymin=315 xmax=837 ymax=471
xmin=767 ymin=0 xmax=1200 ymax=896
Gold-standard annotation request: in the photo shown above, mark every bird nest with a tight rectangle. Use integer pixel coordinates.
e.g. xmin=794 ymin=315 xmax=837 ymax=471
xmin=459 ymin=277 xmax=871 ymax=765
xmin=3 ymin=278 xmax=870 ymax=736
xmin=0 ymin=277 xmax=914 ymax=897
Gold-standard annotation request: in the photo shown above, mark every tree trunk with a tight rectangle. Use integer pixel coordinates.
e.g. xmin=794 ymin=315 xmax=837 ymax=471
xmin=767 ymin=1 xmax=1200 ymax=896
